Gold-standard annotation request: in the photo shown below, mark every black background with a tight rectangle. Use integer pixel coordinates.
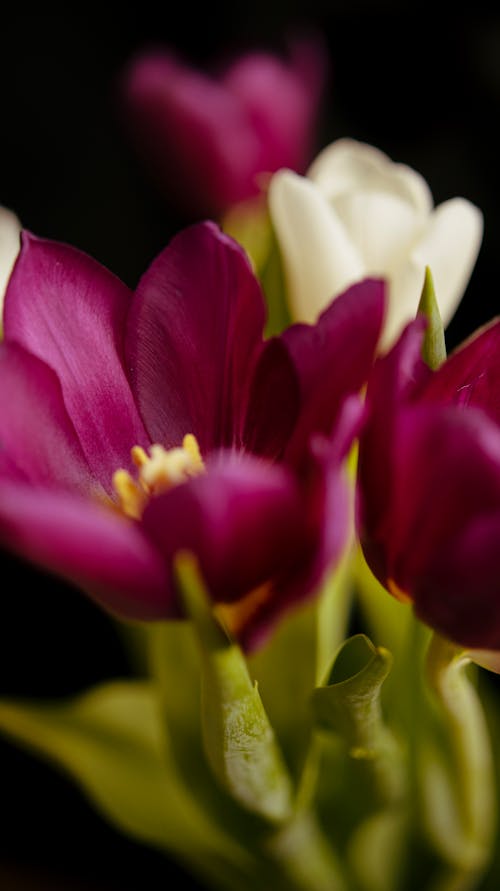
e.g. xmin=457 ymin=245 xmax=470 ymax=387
xmin=1 ymin=4 xmax=500 ymax=889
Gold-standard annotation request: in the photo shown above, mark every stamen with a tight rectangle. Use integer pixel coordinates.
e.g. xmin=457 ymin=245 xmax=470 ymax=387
xmin=113 ymin=435 xmax=205 ymax=519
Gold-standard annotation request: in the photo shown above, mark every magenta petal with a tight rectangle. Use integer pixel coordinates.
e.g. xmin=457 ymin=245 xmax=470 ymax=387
xmin=223 ymin=40 xmax=323 ymax=175
xmin=242 ymin=337 xmax=300 ymax=460
xmin=120 ymin=51 xmax=262 ymax=215
xmin=3 ymin=233 xmax=149 ymax=491
xmin=127 ymin=222 xmax=266 ymax=453
xmin=141 ymin=452 xmax=305 ymax=604
xmin=283 ymin=279 xmax=385 ymax=467
xmin=0 ymin=342 xmax=95 ymax=493
xmin=419 ymin=317 xmax=500 ymax=424
xmin=0 ymin=482 xmax=170 ymax=620
xmin=414 ymin=513 xmax=500 ymax=650
xmin=239 ymin=397 xmax=364 ymax=651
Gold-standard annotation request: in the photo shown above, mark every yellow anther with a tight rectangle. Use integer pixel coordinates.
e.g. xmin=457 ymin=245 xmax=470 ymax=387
xmin=112 ymin=469 xmax=146 ymax=520
xmin=131 ymin=445 xmax=148 ymax=467
xmin=182 ymin=434 xmax=204 ymax=471
xmin=113 ymin=435 xmax=205 ymax=519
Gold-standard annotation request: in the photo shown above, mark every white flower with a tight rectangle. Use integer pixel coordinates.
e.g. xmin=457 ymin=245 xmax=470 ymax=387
xmin=0 ymin=205 xmax=21 ymax=324
xmin=268 ymin=138 xmax=483 ymax=347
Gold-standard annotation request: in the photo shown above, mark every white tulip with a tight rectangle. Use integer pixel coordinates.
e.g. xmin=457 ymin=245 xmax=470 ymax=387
xmin=268 ymin=138 xmax=483 ymax=348
xmin=0 ymin=205 xmax=21 ymax=326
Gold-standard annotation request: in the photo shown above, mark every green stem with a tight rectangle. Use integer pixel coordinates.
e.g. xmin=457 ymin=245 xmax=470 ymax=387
xmin=267 ymin=811 xmax=348 ymax=891
xmin=424 ymin=632 xmax=496 ymax=880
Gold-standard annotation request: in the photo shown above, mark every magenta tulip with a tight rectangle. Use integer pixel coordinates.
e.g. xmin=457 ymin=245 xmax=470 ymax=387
xmin=120 ymin=38 xmax=326 ymax=217
xmin=358 ymin=316 xmax=500 ymax=650
xmin=0 ymin=222 xmax=383 ymax=648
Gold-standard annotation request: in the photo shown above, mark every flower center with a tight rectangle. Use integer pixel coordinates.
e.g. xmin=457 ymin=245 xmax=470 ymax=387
xmin=113 ymin=434 xmax=204 ymax=519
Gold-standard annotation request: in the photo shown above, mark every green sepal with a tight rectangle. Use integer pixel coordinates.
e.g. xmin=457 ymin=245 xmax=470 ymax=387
xmin=174 ymin=553 xmax=294 ymax=823
xmin=0 ymin=680 xmax=255 ymax=887
xmin=417 ymin=266 xmax=447 ymax=370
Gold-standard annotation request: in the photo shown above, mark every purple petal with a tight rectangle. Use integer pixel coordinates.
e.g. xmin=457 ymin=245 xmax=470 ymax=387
xmin=239 ymin=396 xmax=365 ymax=651
xmin=0 ymin=342 xmax=95 ymax=493
xmin=3 ymin=233 xmax=149 ymax=492
xmin=223 ymin=37 xmax=325 ymax=176
xmin=0 ymin=482 xmax=170 ymax=620
xmin=127 ymin=222 xmax=266 ymax=453
xmin=357 ymin=318 xmax=428 ymax=581
xmin=414 ymin=513 xmax=500 ymax=650
xmin=361 ymin=402 xmax=500 ymax=601
xmin=242 ymin=337 xmax=300 ymax=460
xmin=283 ymin=278 xmax=385 ymax=467
xmin=141 ymin=452 xmax=306 ymax=604
xmin=120 ymin=51 xmax=263 ymax=215
xmin=419 ymin=317 xmax=500 ymax=424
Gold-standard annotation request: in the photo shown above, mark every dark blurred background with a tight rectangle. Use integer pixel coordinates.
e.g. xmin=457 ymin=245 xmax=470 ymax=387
xmin=1 ymin=4 xmax=500 ymax=889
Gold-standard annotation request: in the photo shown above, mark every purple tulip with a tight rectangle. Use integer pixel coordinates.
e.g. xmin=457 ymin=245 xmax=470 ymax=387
xmin=0 ymin=222 xmax=383 ymax=648
xmin=358 ymin=316 xmax=500 ymax=650
xmin=119 ymin=38 xmax=327 ymax=217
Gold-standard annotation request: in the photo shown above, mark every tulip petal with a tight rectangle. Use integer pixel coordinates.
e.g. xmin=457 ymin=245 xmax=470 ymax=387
xmin=0 ymin=205 xmax=21 ymax=321
xmin=242 ymin=337 xmax=300 ymax=460
xmin=414 ymin=512 xmax=500 ymax=651
xmin=121 ymin=52 xmax=261 ymax=215
xmin=127 ymin=222 xmax=266 ymax=453
xmin=240 ymin=397 xmax=364 ymax=651
xmin=418 ymin=317 xmax=500 ymax=425
xmin=3 ymin=234 xmax=149 ymax=491
xmin=282 ymin=279 xmax=385 ymax=466
xmin=141 ymin=453 xmax=305 ymax=605
xmin=269 ymin=170 xmax=365 ymax=323
xmin=224 ymin=51 xmax=313 ymax=175
xmin=0 ymin=482 xmax=169 ymax=620
xmin=389 ymin=407 xmax=500 ymax=590
xmin=0 ymin=343 xmax=95 ymax=492
xmin=307 ymin=138 xmax=433 ymax=214
xmin=388 ymin=198 xmax=483 ymax=346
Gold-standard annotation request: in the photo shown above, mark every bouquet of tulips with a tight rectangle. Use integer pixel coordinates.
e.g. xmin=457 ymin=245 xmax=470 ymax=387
xmin=0 ymin=35 xmax=498 ymax=891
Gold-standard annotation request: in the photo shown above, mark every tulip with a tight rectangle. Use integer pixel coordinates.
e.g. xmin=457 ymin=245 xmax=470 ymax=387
xmin=357 ymin=315 xmax=500 ymax=650
xmin=0 ymin=205 xmax=21 ymax=325
xmin=119 ymin=37 xmax=326 ymax=218
xmin=269 ymin=138 xmax=483 ymax=347
xmin=0 ymin=222 xmax=383 ymax=648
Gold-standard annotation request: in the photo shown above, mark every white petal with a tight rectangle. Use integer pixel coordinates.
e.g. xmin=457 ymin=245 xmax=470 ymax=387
xmin=307 ymin=138 xmax=433 ymax=215
xmin=0 ymin=206 xmax=22 ymax=322
xmin=333 ymin=189 xmax=424 ymax=274
xmin=386 ymin=197 xmax=483 ymax=348
xmin=268 ymin=169 xmax=365 ymax=322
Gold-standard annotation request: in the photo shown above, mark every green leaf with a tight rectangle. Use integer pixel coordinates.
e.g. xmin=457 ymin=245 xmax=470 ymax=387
xmin=417 ymin=266 xmax=447 ymax=370
xmin=175 ymin=553 xmax=294 ymax=823
xmin=311 ymin=634 xmax=404 ymax=806
xmin=249 ymin=555 xmax=354 ymax=781
xmin=0 ymin=680 xmax=255 ymax=887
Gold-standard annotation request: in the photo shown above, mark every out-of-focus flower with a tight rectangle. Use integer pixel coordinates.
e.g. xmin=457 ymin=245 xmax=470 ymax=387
xmin=269 ymin=139 xmax=483 ymax=347
xmin=0 ymin=205 xmax=21 ymax=324
xmin=119 ymin=37 xmax=327 ymax=218
xmin=0 ymin=222 xmax=383 ymax=648
xmin=358 ymin=316 xmax=500 ymax=650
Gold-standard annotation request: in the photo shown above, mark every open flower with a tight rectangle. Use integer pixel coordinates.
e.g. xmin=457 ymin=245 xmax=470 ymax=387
xmin=269 ymin=139 xmax=483 ymax=347
xmin=357 ymin=315 xmax=500 ymax=650
xmin=0 ymin=205 xmax=21 ymax=325
xmin=119 ymin=37 xmax=326 ymax=218
xmin=0 ymin=222 xmax=383 ymax=648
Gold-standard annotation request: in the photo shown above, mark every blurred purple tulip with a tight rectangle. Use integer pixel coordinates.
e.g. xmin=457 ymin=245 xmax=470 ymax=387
xmin=119 ymin=37 xmax=327 ymax=218
xmin=358 ymin=316 xmax=500 ymax=650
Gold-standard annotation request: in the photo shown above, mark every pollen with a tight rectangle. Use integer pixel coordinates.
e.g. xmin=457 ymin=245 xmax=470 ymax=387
xmin=113 ymin=434 xmax=205 ymax=519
